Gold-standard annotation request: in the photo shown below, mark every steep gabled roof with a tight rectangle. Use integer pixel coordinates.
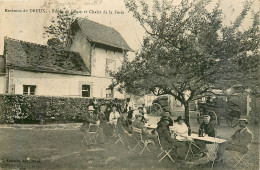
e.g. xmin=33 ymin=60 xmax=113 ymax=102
xmin=4 ymin=37 xmax=90 ymax=75
xmin=76 ymin=18 xmax=133 ymax=51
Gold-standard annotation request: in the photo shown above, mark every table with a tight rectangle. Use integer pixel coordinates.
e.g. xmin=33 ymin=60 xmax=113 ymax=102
xmin=188 ymin=133 xmax=227 ymax=143
xmin=178 ymin=133 xmax=226 ymax=168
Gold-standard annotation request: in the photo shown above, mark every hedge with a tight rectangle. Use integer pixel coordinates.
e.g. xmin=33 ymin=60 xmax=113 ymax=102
xmin=0 ymin=94 xmax=125 ymax=124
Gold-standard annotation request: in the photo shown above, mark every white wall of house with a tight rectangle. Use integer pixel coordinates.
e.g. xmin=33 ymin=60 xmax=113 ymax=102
xmin=70 ymin=30 xmax=124 ymax=78
xmin=69 ymin=30 xmax=125 ymax=99
xmin=8 ymin=69 xmax=124 ymax=98
xmin=0 ymin=76 xmax=5 ymax=94
xmin=91 ymin=47 xmax=124 ymax=77
xmin=69 ymin=30 xmax=92 ymax=70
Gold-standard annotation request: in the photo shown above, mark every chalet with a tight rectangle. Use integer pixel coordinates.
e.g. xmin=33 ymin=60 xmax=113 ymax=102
xmin=0 ymin=18 xmax=132 ymax=98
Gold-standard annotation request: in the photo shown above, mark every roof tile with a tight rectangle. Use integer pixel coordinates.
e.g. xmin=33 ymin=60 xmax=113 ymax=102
xmin=4 ymin=37 xmax=90 ymax=75
xmin=77 ymin=18 xmax=132 ymax=51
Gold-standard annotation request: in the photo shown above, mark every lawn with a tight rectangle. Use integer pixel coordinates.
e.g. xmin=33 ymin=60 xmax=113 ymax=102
xmin=0 ymin=113 xmax=259 ymax=170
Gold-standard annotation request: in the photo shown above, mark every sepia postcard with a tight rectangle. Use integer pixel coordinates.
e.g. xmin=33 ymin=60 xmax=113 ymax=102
xmin=0 ymin=0 xmax=259 ymax=169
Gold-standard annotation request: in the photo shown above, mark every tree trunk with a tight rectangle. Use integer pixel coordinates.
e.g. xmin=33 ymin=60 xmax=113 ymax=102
xmin=184 ymin=102 xmax=190 ymax=127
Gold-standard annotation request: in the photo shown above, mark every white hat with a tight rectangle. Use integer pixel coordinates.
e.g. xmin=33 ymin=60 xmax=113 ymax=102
xmin=88 ymin=105 xmax=95 ymax=111
xmin=238 ymin=118 xmax=248 ymax=124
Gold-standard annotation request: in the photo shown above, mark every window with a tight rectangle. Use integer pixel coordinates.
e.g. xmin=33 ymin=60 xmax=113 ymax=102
xmin=105 ymin=59 xmax=116 ymax=76
xmin=23 ymin=85 xmax=36 ymax=95
xmin=106 ymin=88 xmax=114 ymax=98
xmin=82 ymin=85 xmax=90 ymax=97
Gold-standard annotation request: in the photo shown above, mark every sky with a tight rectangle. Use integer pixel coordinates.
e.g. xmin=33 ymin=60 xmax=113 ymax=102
xmin=0 ymin=0 xmax=259 ymax=57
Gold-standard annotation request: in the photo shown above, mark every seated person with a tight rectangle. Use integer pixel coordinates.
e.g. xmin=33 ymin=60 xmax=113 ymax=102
xmin=156 ymin=116 xmax=187 ymax=160
xmin=98 ymin=104 xmax=107 ymax=124
xmin=142 ymin=103 xmax=147 ymax=114
xmin=215 ymin=119 xmax=253 ymax=162
xmin=132 ymin=114 xmax=157 ymax=139
xmin=200 ymin=115 xmax=215 ymax=137
xmin=133 ymin=107 xmax=149 ymax=123
xmin=98 ymin=104 xmax=112 ymax=137
xmin=109 ymin=105 xmax=121 ymax=125
xmin=206 ymin=111 xmax=217 ymax=125
xmin=108 ymin=105 xmax=121 ymax=135
xmin=80 ymin=105 xmax=105 ymax=144
xmin=172 ymin=116 xmax=188 ymax=139
xmin=126 ymin=107 xmax=135 ymax=126
xmin=193 ymin=115 xmax=216 ymax=155
xmin=157 ymin=112 xmax=173 ymax=129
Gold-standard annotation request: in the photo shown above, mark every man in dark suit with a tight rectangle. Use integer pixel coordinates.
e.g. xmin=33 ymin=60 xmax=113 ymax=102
xmin=193 ymin=115 xmax=216 ymax=155
xmin=200 ymin=115 xmax=216 ymax=137
xmin=215 ymin=119 xmax=253 ymax=162
xmin=157 ymin=112 xmax=173 ymax=129
xmin=80 ymin=105 xmax=105 ymax=145
xmin=132 ymin=114 xmax=157 ymax=139
xmin=156 ymin=116 xmax=187 ymax=160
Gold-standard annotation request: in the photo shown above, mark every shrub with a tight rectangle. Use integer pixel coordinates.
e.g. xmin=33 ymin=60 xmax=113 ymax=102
xmin=0 ymin=94 xmax=125 ymax=124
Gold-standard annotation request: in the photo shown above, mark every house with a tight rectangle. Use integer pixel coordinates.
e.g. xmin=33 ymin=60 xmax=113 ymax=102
xmin=0 ymin=18 xmax=132 ymax=98
xmin=0 ymin=55 xmax=5 ymax=93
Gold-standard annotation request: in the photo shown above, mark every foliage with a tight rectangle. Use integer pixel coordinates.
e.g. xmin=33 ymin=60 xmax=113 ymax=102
xmin=44 ymin=9 xmax=77 ymax=48
xmin=113 ymin=0 xmax=259 ymax=125
xmin=0 ymin=94 xmax=125 ymax=124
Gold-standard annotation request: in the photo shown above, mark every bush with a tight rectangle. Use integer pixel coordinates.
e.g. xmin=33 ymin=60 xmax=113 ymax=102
xmin=0 ymin=94 xmax=125 ymax=124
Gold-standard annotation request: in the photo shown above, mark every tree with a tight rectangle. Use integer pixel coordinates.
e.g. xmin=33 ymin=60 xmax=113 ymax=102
xmin=44 ymin=9 xmax=77 ymax=48
xmin=112 ymin=0 xmax=259 ymax=126
xmin=212 ymin=9 xmax=260 ymax=93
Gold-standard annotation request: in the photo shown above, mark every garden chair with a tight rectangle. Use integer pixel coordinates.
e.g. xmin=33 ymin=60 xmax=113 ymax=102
xmin=114 ymin=126 xmax=130 ymax=145
xmin=132 ymin=127 xmax=155 ymax=155
xmin=224 ymin=141 xmax=252 ymax=169
xmin=156 ymin=130 xmax=175 ymax=163
xmin=82 ymin=123 xmax=100 ymax=144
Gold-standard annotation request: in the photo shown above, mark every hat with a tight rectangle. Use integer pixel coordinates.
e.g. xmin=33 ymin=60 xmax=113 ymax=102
xmin=112 ymin=104 xmax=117 ymax=108
xmin=161 ymin=112 xmax=170 ymax=117
xmin=135 ymin=113 xmax=142 ymax=118
xmin=161 ymin=116 xmax=170 ymax=121
xmin=204 ymin=115 xmax=211 ymax=118
xmin=238 ymin=118 xmax=248 ymax=124
xmin=88 ymin=105 xmax=95 ymax=111
xmin=138 ymin=107 xmax=143 ymax=110
xmin=174 ymin=116 xmax=185 ymax=122
xmin=99 ymin=103 xmax=107 ymax=107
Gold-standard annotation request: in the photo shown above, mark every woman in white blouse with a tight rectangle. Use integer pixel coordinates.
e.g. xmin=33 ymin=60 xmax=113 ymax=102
xmin=109 ymin=105 xmax=120 ymax=125
xmin=172 ymin=116 xmax=188 ymax=138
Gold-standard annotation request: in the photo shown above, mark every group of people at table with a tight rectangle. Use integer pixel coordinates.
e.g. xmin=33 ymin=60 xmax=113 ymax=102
xmin=80 ymin=103 xmax=253 ymax=163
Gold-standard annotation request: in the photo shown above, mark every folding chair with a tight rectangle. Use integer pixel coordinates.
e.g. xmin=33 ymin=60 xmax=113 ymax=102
xmin=224 ymin=142 xmax=252 ymax=169
xmin=82 ymin=123 xmax=99 ymax=144
xmin=132 ymin=127 xmax=155 ymax=155
xmin=114 ymin=126 xmax=130 ymax=145
xmin=185 ymin=140 xmax=195 ymax=160
xmin=156 ymin=131 xmax=175 ymax=163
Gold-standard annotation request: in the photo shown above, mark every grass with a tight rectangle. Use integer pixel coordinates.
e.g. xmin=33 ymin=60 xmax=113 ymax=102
xmin=0 ymin=113 xmax=259 ymax=170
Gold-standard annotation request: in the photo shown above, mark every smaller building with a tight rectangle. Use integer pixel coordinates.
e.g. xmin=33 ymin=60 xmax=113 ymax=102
xmin=0 ymin=18 xmax=133 ymax=99
xmin=1 ymin=37 xmax=93 ymax=97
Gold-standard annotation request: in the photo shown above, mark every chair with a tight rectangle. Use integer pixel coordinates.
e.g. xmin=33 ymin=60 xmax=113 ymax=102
xmin=185 ymin=140 xmax=195 ymax=160
xmin=114 ymin=126 xmax=130 ymax=145
xmin=156 ymin=130 xmax=175 ymax=163
xmin=82 ymin=123 xmax=99 ymax=144
xmin=224 ymin=142 xmax=252 ymax=169
xmin=132 ymin=127 xmax=155 ymax=155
